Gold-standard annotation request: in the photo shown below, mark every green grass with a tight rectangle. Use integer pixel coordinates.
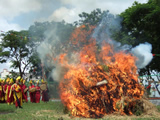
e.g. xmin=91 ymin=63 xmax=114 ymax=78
xmin=157 ymin=105 xmax=160 ymax=112
xmin=0 ymin=101 xmax=68 ymax=120
xmin=0 ymin=102 xmax=160 ymax=120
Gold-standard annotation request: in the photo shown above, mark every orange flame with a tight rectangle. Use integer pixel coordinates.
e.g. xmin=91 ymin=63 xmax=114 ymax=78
xmin=57 ymin=25 xmax=144 ymax=118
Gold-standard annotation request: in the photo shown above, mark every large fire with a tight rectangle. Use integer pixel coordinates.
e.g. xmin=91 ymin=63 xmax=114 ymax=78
xmin=58 ymin=25 xmax=144 ymax=118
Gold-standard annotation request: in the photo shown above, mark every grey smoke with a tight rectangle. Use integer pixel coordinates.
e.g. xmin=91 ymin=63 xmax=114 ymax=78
xmin=37 ymin=11 xmax=153 ymax=82
xmin=131 ymin=42 xmax=153 ymax=68
xmin=37 ymin=25 xmax=78 ymax=82
xmin=92 ymin=11 xmax=153 ymax=69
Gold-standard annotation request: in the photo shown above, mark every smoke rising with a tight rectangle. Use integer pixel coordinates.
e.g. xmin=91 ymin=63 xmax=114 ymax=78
xmin=37 ymin=23 xmax=76 ymax=82
xmin=131 ymin=42 xmax=153 ymax=68
xmin=92 ymin=12 xmax=153 ymax=69
xmin=37 ymin=11 xmax=153 ymax=83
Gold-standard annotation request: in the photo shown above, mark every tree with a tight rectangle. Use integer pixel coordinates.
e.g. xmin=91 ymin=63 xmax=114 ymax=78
xmin=28 ymin=21 xmax=75 ymax=80
xmin=112 ymin=1 xmax=160 ymax=94
xmin=118 ymin=1 xmax=160 ymax=73
xmin=74 ymin=8 xmax=107 ymax=26
xmin=0 ymin=30 xmax=33 ymax=77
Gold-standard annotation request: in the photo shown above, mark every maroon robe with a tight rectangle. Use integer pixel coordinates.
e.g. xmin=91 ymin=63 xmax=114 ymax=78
xmin=0 ymin=84 xmax=5 ymax=103
xmin=42 ymin=85 xmax=49 ymax=102
xmin=20 ymin=84 xmax=28 ymax=102
xmin=29 ymin=85 xmax=36 ymax=103
xmin=35 ymin=86 xmax=40 ymax=103
xmin=7 ymin=85 xmax=14 ymax=104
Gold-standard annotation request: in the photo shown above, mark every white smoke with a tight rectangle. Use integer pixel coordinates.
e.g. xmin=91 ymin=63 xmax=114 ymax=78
xmin=131 ymin=42 xmax=153 ymax=68
xmin=92 ymin=11 xmax=153 ymax=69
xmin=37 ymin=11 xmax=153 ymax=83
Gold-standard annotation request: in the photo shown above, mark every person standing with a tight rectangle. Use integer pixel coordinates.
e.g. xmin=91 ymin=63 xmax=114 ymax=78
xmin=7 ymin=78 xmax=14 ymax=105
xmin=35 ymin=80 xmax=41 ymax=103
xmin=3 ymin=78 xmax=9 ymax=103
xmin=22 ymin=80 xmax=28 ymax=102
xmin=20 ymin=79 xmax=28 ymax=103
xmin=0 ymin=79 xmax=4 ymax=103
xmin=10 ymin=76 xmax=23 ymax=108
xmin=29 ymin=80 xmax=36 ymax=103
xmin=41 ymin=79 xmax=49 ymax=103
xmin=0 ymin=79 xmax=5 ymax=103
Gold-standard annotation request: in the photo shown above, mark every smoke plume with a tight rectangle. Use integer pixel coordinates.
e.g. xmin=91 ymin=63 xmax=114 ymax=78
xmin=92 ymin=12 xmax=153 ymax=69
xmin=37 ymin=11 xmax=153 ymax=82
xmin=131 ymin=42 xmax=153 ymax=68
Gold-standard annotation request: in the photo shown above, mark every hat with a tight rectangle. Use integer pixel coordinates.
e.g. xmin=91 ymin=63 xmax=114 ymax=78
xmin=36 ymin=80 xmax=39 ymax=84
xmin=41 ymin=79 xmax=44 ymax=83
xmin=6 ymin=78 xmax=10 ymax=82
xmin=10 ymin=78 xmax=14 ymax=84
xmin=1 ymin=79 xmax=5 ymax=84
xmin=29 ymin=80 xmax=32 ymax=84
xmin=23 ymin=80 xmax=25 ymax=84
xmin=16 ymin=76 xmax=21 ymax=81
xmin=20 ymin=78 xmax=23 ymax=83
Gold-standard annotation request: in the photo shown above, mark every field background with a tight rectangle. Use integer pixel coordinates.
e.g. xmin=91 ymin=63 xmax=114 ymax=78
xmin=0 ymin=101 xmax=160 ymax=120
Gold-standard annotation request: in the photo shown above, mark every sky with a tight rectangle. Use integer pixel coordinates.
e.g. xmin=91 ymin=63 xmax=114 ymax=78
xmin=0 ymin=0 xmax=148 ymax=73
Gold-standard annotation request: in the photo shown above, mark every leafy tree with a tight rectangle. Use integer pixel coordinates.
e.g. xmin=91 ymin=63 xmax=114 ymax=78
xmin=112 ymin=1 xmax=160 ymax=94
xmin=74 ymin=8 xmax=107 ymax=26
xmin=119 ymin=1 xmax=160 ymax=73
xmin=0 ymin=30 xmax=33 ymax=77
xmin=28 ymin=21 xmax=75 ymax=80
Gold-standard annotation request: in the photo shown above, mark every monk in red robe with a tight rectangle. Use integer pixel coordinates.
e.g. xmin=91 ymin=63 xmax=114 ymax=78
xmin=0 ymin=80 xmax=5 ymax=103
xmin=10 ymin=76 xmax=23 ymax=108
xmin=35 ymin=80 xmax=41 ymax=103
xmin=29 ymin=80 xmax=36 ymax=103
xmin=41 ymin=80 xmax=49 ymax=102
xmin=0 ymin=79 xmax=3 ymax=103
xmin=3 ymin=78 xmax=10 ymax=103
xmin=22 ymin=80 xmax=28 ymax=102
xmin=20 ymin=79 xmax=28 ymax=103
xmin=7 ymin=79 xmax=14 ymax=104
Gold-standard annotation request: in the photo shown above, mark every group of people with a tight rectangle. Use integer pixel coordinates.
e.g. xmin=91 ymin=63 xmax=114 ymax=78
xmin=0 ymin=76 xmax=49 ymax=108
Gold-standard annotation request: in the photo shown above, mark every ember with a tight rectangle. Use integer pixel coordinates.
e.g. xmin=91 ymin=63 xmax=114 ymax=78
xmin=58 ymin=25 xmax=144 ymax=118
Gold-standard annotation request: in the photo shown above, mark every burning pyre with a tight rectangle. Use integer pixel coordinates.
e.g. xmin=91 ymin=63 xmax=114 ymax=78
xmin=57 ymin=25 xmax=144 ymax=118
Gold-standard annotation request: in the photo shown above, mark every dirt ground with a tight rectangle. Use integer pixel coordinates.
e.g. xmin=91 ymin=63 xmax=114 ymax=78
xmin=35 ymin=109 xmax=160 ymax=120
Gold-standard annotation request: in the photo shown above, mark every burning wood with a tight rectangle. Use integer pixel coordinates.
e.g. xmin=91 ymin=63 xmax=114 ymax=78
xmin=57 ymin=25 xmax=146 ymax=118
xmin=96 ymin=80 xmax=108 ymax=86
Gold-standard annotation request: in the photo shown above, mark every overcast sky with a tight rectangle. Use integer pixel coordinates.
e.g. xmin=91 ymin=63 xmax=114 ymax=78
xmin=0 ymin=0 xmax=148 ymax=73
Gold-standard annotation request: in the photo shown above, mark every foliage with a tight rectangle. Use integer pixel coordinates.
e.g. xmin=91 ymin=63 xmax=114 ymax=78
xmin=111 ymin=1 xmax=160 ymax=92
xmin=28 ymin=21 xmax=75 ymax=80
xmin=119 ymin=1 xmax=160 ymax=74
xmin=74 ymin=8 xmax=108 ymax=26
xmin=131 ymin=100 xmax=144 ymax=116
xmin=0 ymin=30 xmax=32 ymax=77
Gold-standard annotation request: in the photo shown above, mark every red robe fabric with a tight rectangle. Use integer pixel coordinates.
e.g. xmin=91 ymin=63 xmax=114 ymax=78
xmin=4 ymin=84 xmax=8 ymax=102
xmin=0 ymin=84 xmax=5 ymax=103
xmin=12 ymin=83 xmax=23 ymax=108
xmin=35 ymin=86 xmax=40 ymax=103
xmin=42 ymin=86 xmax=49 ymax=102
xmin=20 ymin=84 xmax=28 ymax=102
xmin=29 ymin=85 xmax=36 ymax=103
xmin=7 ymin=85 xmax=14 ymax=104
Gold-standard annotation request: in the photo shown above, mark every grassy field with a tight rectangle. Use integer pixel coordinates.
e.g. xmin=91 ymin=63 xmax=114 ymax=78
xmin=0 ymin=101 xmax=160 ymax=120
xmin=0 ymin=101 xmax=67 ymax=120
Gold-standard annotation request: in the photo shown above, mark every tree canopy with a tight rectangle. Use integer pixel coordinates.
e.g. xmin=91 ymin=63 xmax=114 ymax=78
xmin=1 ymin=1 xmax=160 ymax=84
xmin=0 ymin=30 xmax=32 ymax=77
xmin=118 ymin=1 xmax=160 ymax=76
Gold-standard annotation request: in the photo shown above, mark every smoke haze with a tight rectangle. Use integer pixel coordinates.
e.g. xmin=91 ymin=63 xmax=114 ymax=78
xmin=131 ymin=42 xmax=153 ymax=68
xmin=37 ymin=11 xmax=153 ymax=82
